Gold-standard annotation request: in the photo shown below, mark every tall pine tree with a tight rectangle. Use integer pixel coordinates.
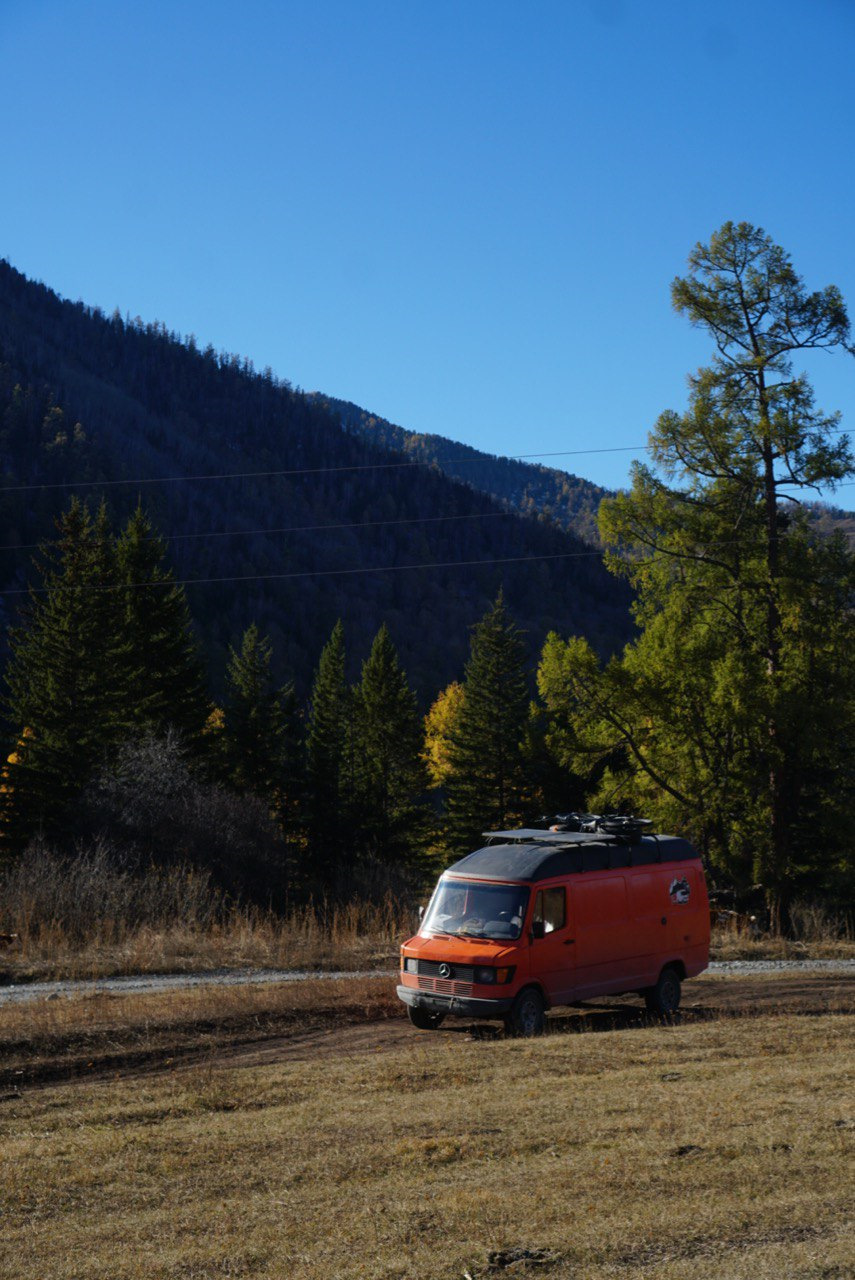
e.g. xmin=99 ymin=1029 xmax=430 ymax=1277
xmin=352 ymin=624 xmax=428 ymax=865
xmin=115 ymin=504 xmax=208 ymax=743
xmin=444 ymin=592 xmax=530 ymax=859
xmin=304 ymin=620 xmax=350 ymax=876
xmin=2 ymin=499 xmax=129 ymax=847
xmin=218 ymin=623 xmax=303 ymax=823
xmin=551 ymin=223 xmax=855 ymax=915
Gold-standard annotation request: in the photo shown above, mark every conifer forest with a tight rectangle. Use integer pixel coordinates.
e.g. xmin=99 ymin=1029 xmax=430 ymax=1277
xmin=1 ymin=223 xmax=853 ymax=921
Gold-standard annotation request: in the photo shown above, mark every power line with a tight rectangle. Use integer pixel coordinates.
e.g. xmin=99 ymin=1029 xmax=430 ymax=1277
xmin=0 ymin=508 xmax=521 ymax=555
xmin=0 ymin=447 xmax=646 ymax=495
xmin=1 ymin=533 xmax=847 ymax=599
xmin=0 ymin=481 xmax=849 ymax=557
xmin=0 ymin=545 xmax=601 ymax=593
xmin=0 ymin=426 xmax=850 ymax=496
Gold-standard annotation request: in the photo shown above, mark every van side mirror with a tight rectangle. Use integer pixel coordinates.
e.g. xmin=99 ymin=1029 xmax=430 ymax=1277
xmin=530 ymin=920 xmax=545 ymax=941
xmin=418 ymin=905 xmax=424 ymax=921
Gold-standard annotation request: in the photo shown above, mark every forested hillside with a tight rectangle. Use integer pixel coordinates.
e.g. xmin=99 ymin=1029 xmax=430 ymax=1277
xmin=0 ymin=260 xmax=631 ymax=698
xmin=313 ymin=394 xmax=610 ymax=545
xmin=314 ymin=397 xmax=855 ymax=549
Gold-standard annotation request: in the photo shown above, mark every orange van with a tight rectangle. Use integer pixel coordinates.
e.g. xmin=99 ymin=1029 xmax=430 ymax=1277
xmin=397 ymin=820 xmax=709 ymax=1035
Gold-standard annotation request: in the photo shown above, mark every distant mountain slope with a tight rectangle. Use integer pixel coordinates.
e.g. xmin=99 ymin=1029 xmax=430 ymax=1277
xmin=314 ymin=397 xmax=855 ymax=548
xmin=312 ymin=394 xmax=610 ymax=546
xmin=0 ymin=260 xmax=633 ymax=699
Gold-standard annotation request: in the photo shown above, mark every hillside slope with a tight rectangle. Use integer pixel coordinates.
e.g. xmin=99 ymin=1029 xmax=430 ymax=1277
xmin=0 ymin=260 xmax=632 ymax=698
xmin=314 ymin=398 xmax=855 ymax=549
xmin=313 ymin=394 xmax=610 ymax=546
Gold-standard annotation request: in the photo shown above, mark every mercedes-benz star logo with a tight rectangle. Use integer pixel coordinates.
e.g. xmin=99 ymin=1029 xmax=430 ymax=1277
xmin=438 ymin=963 xmax=452 ymax=979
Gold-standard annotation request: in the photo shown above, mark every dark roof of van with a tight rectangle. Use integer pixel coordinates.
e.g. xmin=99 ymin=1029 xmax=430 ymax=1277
xmin=446 ymin=834 xmax=698 ymax=883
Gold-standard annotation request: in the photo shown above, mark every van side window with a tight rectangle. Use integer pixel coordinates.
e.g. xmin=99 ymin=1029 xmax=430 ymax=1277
xmin=533 ymin=887 xmax=565 ymax=933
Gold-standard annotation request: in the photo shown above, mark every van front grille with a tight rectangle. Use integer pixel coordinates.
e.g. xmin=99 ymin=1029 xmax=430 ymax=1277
xmin=417 ymin=960 xmax=475 ymax=982
xmin=417 ymin=976 xmax=474 ymax=997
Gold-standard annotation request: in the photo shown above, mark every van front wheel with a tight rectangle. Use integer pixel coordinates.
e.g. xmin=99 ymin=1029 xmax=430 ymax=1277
xmin=505 ymin=987 xmax=546 ymax=1038
xmin=644 ymin=968 xmax=682 ymax=1015
xmin=407 ymin=1006 xmax=446 ymax=1030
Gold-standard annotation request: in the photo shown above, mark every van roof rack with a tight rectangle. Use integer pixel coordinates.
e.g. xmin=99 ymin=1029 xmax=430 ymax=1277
xmin=484 ymin=814 xmax=654 ymax=845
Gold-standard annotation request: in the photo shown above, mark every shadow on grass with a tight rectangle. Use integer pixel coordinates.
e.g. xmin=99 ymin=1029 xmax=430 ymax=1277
xmin=445 ymin=997 xmax=847 ymax=1041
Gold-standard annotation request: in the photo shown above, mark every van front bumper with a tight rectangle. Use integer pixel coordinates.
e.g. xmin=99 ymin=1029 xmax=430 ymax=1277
xmin=396 ymin=984 xmax=513 ymax=1018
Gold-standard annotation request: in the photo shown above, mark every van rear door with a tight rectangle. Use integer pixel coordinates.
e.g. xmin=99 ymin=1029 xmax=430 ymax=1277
xmin=663 ymin=864 xmax=706 ymax=957
xmin=626 ymin=871 xmax=665 ymax=980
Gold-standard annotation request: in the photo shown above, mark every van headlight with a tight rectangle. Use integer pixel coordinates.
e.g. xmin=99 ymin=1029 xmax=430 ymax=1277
xmin=404 ymin=957 xmax=417 ymax=974
xmin=475 ymin=967 xmax=514 ymax=985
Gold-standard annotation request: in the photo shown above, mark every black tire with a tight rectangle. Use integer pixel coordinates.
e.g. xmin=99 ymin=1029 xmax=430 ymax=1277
xmin=407 ymin=1005 xmax=446 ymax=1030
xmin=644 ymin=967 xmax=682 ymax=1015
xmin=504 ymin=987 xmax=546 ymax=1038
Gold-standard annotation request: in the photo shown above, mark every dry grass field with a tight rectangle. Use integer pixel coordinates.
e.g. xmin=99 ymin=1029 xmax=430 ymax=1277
xmin=1 ymin=1008 xmax=852 ymax=1280
xmin=0 ymin=899 xmax=407 ymax=983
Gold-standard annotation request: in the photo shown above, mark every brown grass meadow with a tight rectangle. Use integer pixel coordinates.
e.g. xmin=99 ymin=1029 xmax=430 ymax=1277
xmin=0 ymin=1010 xmax=852 ymax=1280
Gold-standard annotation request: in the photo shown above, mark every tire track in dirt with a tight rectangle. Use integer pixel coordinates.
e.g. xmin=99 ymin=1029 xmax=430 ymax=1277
xmin=3 ymin=972 xmax=852 ymax=1089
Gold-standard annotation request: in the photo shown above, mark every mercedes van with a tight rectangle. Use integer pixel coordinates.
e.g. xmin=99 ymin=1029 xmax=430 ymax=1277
xmin=397 ymin=820 xmax=710 ymax=1035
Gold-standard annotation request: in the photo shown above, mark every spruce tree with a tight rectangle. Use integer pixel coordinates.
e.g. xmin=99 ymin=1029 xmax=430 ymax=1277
xmin=352 ymin=624 xmax=428 ymax=864
xmin=304 ymin=620 xmax=349 ymax=875
xmin=2 ymin=499 xmax=129 ymax=846
xmin=115 ymin=504 xmax=208 ymax=742
xmin=444 ymin=592 xmax=530 ymax=859
xmin=219 ymin=623 xmax=303 ymax=825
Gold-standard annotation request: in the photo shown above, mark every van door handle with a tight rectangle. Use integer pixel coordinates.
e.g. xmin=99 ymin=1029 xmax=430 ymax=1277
xmin=661 ymin=917 xmax=667 ymax=926
xmin=563 ymin=938 xmax=575 ymax=945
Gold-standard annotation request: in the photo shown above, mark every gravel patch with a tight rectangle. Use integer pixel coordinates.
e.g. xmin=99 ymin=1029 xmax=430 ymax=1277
xmin=0 ymin=958 xmax=852 ymax=1006
xmin=708 ymin=959 xmax=855 ymax=974
xmin=0 ymin=967 xmax=380 ymax=1005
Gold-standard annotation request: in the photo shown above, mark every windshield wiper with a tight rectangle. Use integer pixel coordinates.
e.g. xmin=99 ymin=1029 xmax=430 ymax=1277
xmin=424 ymin=928 xmax=485 ymax=942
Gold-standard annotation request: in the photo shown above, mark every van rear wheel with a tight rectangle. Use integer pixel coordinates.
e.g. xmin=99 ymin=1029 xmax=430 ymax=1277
xmin=644 ymin=967 xmax=682 ymax=1016
xmin=505 ymin=987 xmax=546 ymax=1038
xmin=407 ymin=1005 xmax=446 ymax=1030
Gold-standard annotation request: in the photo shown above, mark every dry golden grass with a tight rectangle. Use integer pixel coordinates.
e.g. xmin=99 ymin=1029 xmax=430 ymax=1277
xmin=0 ymin=897 xmax=408 ymax=983
xmin=0 ymin=1013 xmax=852 ymax=1278
xmin=710 ymin=919 xmax=854 ymax=961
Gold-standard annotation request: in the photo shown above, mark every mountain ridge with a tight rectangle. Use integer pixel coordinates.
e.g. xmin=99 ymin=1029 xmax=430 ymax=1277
xmin=0 ymin=259 xmax=633 ymax=701
xmin=311 ymin=393 xmax=610 ymax=547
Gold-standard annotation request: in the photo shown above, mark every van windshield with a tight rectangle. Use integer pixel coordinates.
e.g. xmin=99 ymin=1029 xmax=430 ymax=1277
xmin=420 ymin=879 xmax=529 ymax=941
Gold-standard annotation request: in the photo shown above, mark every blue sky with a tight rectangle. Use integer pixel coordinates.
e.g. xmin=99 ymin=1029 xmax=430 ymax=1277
xmin=1 ymin=0 xmax=853 ymax=494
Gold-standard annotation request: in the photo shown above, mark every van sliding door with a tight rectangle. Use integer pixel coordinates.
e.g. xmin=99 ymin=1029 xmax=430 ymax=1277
xmin=572 ymin=874 xmax=646 ymax=997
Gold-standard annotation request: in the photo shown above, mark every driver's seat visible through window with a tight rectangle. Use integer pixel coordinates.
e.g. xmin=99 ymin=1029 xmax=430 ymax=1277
xmin=533 ymin=887 xmax=565 ymax=934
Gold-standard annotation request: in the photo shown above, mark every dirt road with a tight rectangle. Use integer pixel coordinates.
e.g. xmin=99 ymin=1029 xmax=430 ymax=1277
xmin=3 ymin=969 xmax=851 ymax=1090
xmin=213 ymin=971 xmax=855 ymax=1072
